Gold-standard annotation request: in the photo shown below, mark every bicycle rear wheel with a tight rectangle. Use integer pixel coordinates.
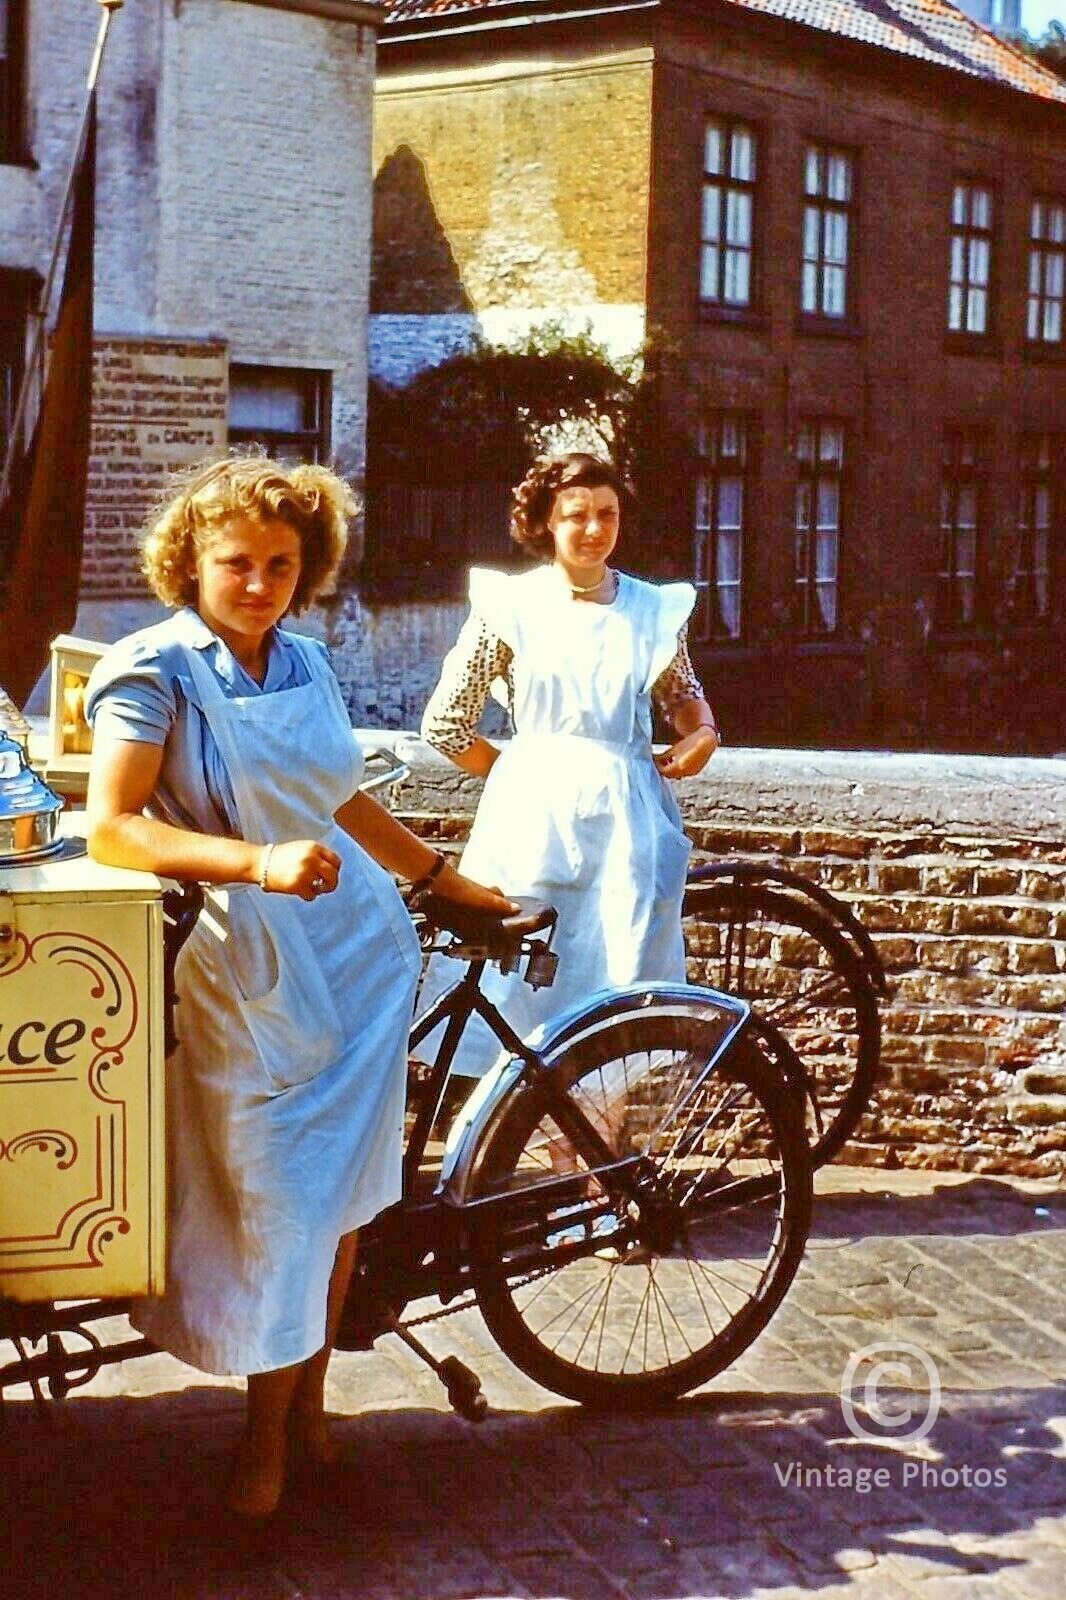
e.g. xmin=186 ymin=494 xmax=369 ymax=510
xmin=472 ymin=1001 xmax=810 ymax=1408
xmin=682 ymin=882 xmax=880 ymax=1164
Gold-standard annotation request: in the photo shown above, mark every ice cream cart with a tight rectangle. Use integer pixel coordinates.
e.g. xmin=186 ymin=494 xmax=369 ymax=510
xmin=0 ymin=713 xmax=170 ymax=1398
xmin=0 ymin=708 xmax=408 ymax=1404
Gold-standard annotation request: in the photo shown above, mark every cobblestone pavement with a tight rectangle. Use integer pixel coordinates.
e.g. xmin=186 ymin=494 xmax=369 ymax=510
xmin=2 ymin=1169 xmax=1064 ymax=1600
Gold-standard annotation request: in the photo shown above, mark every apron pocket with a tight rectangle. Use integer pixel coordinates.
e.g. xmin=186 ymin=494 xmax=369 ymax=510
xmin=235 ymin=901 xmax=344 ymax=1092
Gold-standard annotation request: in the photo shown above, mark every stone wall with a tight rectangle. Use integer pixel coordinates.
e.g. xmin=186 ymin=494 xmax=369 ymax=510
xmin=326 ymin=590 xmax=510 ymax=735
xmin=382 ymin=741 xmax=1066 ymax=1179
xmin=3 ymin=0 xmax=381 ymax=595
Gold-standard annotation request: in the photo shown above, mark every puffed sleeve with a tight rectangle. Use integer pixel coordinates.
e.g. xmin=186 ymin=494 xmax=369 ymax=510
xmin=651 ymin=627 xmax=708 ymax=723
xmin=84 ymin=630 xmax=180 ymax=747
xmin=644 ymin=581 xmax=698 ymax=691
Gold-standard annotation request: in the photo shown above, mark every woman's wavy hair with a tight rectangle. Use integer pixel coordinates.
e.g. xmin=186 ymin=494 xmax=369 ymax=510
xmin=140 ymin=451 xmax=358 ymax=613
xmin=510 ymin=452 xmax=631 ymax=560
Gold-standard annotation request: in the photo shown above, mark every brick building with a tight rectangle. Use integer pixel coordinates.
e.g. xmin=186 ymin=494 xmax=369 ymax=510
xmin=371 ymin=0 xmax=1066 ymax=754
xmin=1 ymin=0 xmax=382 ymax=601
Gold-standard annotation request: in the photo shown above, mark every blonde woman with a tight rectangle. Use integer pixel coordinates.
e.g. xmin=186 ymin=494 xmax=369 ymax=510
xmin=85 ymin=455 xmax=511 ymax=1519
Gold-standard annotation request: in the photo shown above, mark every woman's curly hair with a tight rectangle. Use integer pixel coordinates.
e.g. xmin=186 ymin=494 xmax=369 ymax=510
xmin=141 ymin=452 xmax=358 ymax=613
xmin=510 ymin=452 xmax=631 ymax=560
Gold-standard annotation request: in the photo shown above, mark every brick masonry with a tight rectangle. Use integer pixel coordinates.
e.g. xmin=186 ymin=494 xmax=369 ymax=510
xmin=369 ymin=48 xmax=653 ymax=380
xmin=82 ymin=336 xmax=228 ymax=598
xmin=387 ymin=743 xmax=1066 ymax=1180
xmin=374 ymin=10 xmax=1066 ymax=755
xmin=3 ymin=0 xmax=380 ymax=594
xmin=681 ymin=820 xmax=1066 ymax=1182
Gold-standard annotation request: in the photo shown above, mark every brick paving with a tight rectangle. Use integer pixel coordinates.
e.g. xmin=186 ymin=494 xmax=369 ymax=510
xmin=1 ymin=1169 xmax=1063 ymax=1600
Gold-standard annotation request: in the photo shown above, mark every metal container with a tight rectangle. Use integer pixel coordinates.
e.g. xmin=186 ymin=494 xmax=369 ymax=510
xmin=0 ymin=728 xmax=65 ymax=862
xmin=0 ymin=685 xmax=31 ymax=756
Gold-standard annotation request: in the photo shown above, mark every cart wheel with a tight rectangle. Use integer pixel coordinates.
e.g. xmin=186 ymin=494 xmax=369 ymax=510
xmin=439 ymin=1355 xmax=489 ymax=1422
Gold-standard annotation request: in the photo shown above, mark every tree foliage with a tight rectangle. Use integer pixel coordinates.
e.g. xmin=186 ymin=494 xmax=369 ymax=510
xmin=366 ymin=325 xmax=653 ymax=490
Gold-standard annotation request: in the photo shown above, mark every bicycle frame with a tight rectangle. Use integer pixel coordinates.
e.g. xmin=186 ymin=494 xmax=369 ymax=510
xmin=0 ymin=917 xmax=772 ymax=1401
xmin=348 ymin=945 xmax=757 ymax=1329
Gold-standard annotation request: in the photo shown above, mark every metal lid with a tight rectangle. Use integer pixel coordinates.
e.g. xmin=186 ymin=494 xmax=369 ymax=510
xmin=0 ymin=684 xmax=31 ymax=754
xmin=0 ymin=728 xmax=65 ymax=861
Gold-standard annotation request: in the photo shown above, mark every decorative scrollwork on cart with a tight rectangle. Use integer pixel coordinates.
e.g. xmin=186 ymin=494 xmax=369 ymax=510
xmin=1 ymin=923 xmax=146 ymax=1287
xmin=0 ymin=1129 xmax=78 ymax=1168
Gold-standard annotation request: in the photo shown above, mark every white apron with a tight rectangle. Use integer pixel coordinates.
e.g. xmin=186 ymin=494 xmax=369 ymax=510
xmin=421 ymin=567 xmax=694 ymax=1078
xmin=134 ymin=633 xmax=421 ymax=1376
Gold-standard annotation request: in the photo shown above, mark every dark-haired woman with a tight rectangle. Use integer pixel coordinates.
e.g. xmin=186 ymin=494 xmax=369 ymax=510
xmin=419 ymin=452 xmax=720 ymax=1078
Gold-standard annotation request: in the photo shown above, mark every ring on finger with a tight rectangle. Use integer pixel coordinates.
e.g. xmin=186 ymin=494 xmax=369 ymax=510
xmin=311 ymin=876 xmax=326 ymax=892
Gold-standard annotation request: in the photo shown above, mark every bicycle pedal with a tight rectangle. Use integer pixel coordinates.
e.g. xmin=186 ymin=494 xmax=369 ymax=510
xmin=594 ymin=1241 xmax=655 ymax=1266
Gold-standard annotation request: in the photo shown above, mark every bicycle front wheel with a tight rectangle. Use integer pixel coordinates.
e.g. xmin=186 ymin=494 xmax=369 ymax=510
xmin=682 ymin=882 xmax=880 ymax=1164
xmin=472 ymin=1001 xmax=810 ymax=1408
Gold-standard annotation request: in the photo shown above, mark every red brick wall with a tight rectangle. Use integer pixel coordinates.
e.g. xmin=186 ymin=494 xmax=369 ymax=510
xmin=376 ymin=12 xmax=1066 ymax=755
xmin=684 ymin=821 xmax=1065 ymax=1181
xmin=390 ymin=748 xmax=1066 ymax=1181
xmin=644 ymin=18 xmax=1066 ymax=754
xmin=83 ymin=336 xmax=227 ymax=597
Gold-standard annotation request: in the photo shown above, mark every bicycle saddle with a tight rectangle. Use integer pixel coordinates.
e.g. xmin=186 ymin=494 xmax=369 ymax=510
xmin=410 ymin=891 xmax=556 ymax=948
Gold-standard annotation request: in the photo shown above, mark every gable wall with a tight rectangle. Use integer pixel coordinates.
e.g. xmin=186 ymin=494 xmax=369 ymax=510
xmin=371 ymin=48 xmax=655 ymax=381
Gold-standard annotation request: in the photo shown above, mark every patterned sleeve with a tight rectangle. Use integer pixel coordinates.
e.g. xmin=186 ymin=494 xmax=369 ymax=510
xmin=651 ymin=626 xmax=708 ymax=724
xmin=421 ymin=613 xmax=514 ymax=757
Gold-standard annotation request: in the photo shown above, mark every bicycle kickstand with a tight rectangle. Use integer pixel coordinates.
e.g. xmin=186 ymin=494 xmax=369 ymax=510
xmin=384 ymin=1311 xmax=489 ymax=1423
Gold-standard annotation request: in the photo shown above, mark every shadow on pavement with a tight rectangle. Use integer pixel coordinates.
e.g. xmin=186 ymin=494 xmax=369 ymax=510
xmin=808 ymin=1175 xmax=1063 ymax=1241
xmin=2 ymin=1379 xmax=1064 ymax=1600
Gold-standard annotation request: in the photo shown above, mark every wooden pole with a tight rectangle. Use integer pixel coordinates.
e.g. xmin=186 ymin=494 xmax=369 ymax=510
xmin=0 ymin=0 xmax=124 ymax=505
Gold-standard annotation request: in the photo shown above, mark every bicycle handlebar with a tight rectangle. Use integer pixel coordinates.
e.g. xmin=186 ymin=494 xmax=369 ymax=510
xmin=408 ymin=891 xmax=557 ymax=947
xmin=358 ymin=745 xmax=410 ymax=793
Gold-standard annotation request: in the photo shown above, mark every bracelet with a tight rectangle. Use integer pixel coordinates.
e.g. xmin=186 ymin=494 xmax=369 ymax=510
xmin=409 ymin=850 xmax=447 ymax=898
xmin=257 ymin=843 xmax=275 ymax=892
xmin=695 ymin=720 xmax=722 ymax=742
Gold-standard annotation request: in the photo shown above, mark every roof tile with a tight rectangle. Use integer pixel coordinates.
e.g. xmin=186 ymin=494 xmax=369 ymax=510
xmin=382 ymin=0 xmax=1066 ymax=105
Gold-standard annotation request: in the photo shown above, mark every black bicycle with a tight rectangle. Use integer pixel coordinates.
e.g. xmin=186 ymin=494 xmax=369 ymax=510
xmin=335 ymin=889 xmax=812 ymax=1411
xmin=2 ymin=890 xmax=812 ymax=1419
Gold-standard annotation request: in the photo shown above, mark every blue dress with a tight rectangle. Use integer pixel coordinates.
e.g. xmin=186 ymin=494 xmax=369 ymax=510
xmin=86 ymin=608 xmax=421 ymax=1376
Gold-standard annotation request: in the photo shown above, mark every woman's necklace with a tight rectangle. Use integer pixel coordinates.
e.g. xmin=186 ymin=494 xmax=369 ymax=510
xmin=563 ymin=568 xmax=616 ymax=598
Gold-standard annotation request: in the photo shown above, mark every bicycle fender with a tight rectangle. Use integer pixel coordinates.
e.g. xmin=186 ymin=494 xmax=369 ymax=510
xmin=437 ymin=981 xmax=751 ymax=1207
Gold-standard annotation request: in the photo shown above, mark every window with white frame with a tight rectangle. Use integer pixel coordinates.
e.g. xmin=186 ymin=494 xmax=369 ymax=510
xmin=693 ymin=415 xmax=749 ymax=641
xmin=228 ymin=365 xmax=330 ymax=462
xmin=939 ymin=430 xmax=983 ymax=627
xmin=794 ymin=422 xmax=844 ymax=634
xmin=1027 ymin=198 xmax=1064 ymax=345
xmin=948 ymin=182 xmax=994 ymax=335
xmin=801 ymin=145 xmax=855 ymax=318
xmin=700 ymin=121 xmax=757 ymax=309
xmin=1014 ymin=433 xmax=1055 ymax=619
